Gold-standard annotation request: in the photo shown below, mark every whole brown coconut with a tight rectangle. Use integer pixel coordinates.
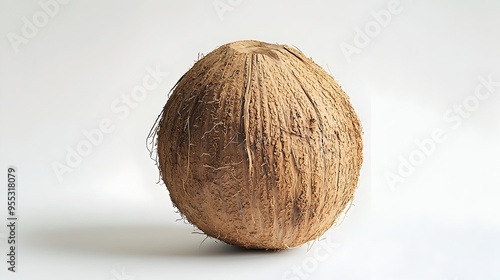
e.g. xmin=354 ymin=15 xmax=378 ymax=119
xmin=154 ymin=40 xmax=363 ymax=250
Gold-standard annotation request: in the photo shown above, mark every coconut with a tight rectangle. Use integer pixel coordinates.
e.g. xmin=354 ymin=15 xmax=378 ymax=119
xmin=152 ymin=40 xmax=363 ymax=250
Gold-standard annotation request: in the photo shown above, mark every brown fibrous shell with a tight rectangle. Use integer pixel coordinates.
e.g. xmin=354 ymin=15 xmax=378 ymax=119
xmin=153 ymin=40 xmax=363 ymax=250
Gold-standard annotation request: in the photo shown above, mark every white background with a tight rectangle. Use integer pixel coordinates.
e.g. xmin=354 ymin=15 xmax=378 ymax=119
xmin=0 ymin=0 xmax=499 ymax=279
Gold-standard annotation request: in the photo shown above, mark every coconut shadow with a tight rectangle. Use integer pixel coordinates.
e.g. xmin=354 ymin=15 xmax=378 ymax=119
xmin=24 ymin=225 xmax=289 ymax=258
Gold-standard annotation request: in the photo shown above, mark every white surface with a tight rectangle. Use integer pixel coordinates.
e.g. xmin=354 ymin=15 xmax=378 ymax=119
xmin=0 ymin=0 xmax=499 ymax=279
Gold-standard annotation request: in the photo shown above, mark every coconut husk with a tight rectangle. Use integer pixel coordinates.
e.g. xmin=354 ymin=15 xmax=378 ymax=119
xmin=150 ymin=40 xmax=363 ymax=250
